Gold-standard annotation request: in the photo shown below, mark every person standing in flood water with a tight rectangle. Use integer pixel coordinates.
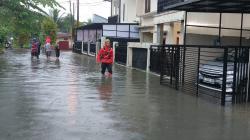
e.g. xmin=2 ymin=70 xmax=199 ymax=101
xmin=97 ymin=39 xmax=113 ymax=76
xmin=45 ymin=42 xmax=52 ymax=60
xmin=55 ymin=42 xmax=60 ymax=60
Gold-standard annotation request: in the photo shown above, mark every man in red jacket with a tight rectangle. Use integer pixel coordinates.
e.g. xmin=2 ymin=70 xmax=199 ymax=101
xmin=97 ymin=39 xmax=113 ymax=76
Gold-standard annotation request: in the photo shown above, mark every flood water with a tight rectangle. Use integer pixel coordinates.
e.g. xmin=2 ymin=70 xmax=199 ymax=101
xmin=0 ymin=50 xmax=250 ymax=140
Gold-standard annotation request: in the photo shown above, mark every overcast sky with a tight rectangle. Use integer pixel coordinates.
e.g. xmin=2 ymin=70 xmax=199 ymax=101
xmin=55 ymin=0 xmax=111 ymax=22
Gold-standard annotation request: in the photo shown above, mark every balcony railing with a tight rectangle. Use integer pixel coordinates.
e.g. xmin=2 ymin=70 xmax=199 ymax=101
xmin=158 ymin=0 xmax=185 ymax=13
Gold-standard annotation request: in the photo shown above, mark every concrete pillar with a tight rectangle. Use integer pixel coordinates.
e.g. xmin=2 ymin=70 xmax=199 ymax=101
xmin=180 ymin=20 xmax=185 ymax=45
xmin=96 ymin=42 xmax=100 ymax=59
xmin=146 ymin=46 xmax=151 ymax=72
xmin=101 ymin=37 xmax=106 ymax=49
xmin=127 ymin=46 xmax=133 ymax=67
xmin=156 ymin=24 xmax=164 ymax=44
xmin=166 ymin=23 xmax=174 ymax=44
xmin=113 ymin=42 xmax=118 ymax=63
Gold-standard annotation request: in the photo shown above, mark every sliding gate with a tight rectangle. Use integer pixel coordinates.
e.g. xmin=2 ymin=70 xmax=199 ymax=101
xmin=160 ymin=45 xmax=250 ymax=105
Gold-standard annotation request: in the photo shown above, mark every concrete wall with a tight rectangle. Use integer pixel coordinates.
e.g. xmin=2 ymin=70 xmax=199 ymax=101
xmin=111 ymin=0 xmax=120 ymax=16
xmin=120 ymin=0 xmax=138 ymax=23
xmin=136 ymin=0 xmax=157 ymax=16
xmin=127 ymin=42 xmax=158 ymax=72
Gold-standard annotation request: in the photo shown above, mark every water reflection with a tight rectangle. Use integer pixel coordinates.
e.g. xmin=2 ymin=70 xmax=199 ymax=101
xmin=97 ymin=76 xmax=113 ymax=101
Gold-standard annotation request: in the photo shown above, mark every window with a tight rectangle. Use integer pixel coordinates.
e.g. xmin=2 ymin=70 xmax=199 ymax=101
xmin=145 ymin=0 xmax=151 ymax=13
xmin=123 ymin=4 xmax=125 ymax=22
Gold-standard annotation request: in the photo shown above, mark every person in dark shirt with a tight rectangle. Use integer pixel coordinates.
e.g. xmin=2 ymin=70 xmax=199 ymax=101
xmin=55 ymin=42 xmax=60 ymax=60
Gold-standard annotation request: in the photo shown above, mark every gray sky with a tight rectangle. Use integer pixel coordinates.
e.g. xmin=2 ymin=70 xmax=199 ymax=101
xmin=56 ymin=0 xmax=111 ymax=22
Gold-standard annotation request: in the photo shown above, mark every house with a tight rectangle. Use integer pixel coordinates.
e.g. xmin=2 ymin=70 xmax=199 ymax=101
xmin=56 ymin=32 xmax=72 ymax=50
xmin=112 ymin=0 xmax=250 ymax=105
xmin=126 ymin=0 xmax=185 ymax=72
xmin=154 ymin=0 xmax=250 ymax=105
xmin=73 ymin=0 xmax=140 ymax=59
xmin=110 ymin=0 xmax=138 ymax=23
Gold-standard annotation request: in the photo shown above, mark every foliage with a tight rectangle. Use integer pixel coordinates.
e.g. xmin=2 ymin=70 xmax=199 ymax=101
xmin=41 ymin=18 xmax=58 ymax=44
xmin=0 ymin=0 xmax=60 ymax=47
xmin=59 ymin=14 xmax=73 ymax=33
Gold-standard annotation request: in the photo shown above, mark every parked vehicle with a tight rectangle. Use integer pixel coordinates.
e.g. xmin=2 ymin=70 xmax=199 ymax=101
xmin=198 ymin=53 xmax=234 ymax=93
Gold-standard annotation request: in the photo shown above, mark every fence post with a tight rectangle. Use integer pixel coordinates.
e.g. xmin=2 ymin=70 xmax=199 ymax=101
xmin=147 ymin=44 xmax=151 ymax=72
xmin=113 ymin=42 xmax=118 ymax=63
xmin=175 ymin=46 xmax=180 ymax=90
xmin=232 ymin=48 xmax=238 ymax=103
xmin=88 ymin=41 xmax=90 ymax=55
xmin=160 ymin=45 xmax=164 ymax=84
xmin=196 ymin=47 xmax=201 ymax=96
xmin=81 ymin=41 xmax=84 ymax=54
xmin=96 ymin=42 xmax=100 ymax=59
xmin=221 ymin=48 xmax=228 ymax=106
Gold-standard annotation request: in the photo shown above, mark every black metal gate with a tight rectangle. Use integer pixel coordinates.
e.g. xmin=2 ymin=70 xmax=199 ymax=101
xmin=159 ymin=45 xmax=250 ymax=105
xmin=83 ymin=42 xmax=88 ymax=53
xmin=115 ymin=43 xmax=127 ymax=65
xmin=132 ymin=48 xmax=148 ymax=70
xmin=73 ymin=41 xmax=82 ymax=54
xmin=150 ymin=45 xmax=161 ymax=74
xmin=90 ymin=43 xmax=96 ymax=55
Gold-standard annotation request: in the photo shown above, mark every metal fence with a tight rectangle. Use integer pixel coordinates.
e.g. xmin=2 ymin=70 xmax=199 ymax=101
xmin=90 ymin=43 xmax=96 ymax=55
xmin=73 ymin=41 xmax=82 ymax=54
xmin=83 ymin=42 xmax=88 ymax=53
xmin=158 ymin=45 xmax=250 ymax=105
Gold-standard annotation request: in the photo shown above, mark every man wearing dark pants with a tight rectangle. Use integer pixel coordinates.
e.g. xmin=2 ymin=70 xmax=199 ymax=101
xmin=101 ymin=63 xmax=112 ymax=75
xmin=97 ymin=39 xmax=113 ymax=76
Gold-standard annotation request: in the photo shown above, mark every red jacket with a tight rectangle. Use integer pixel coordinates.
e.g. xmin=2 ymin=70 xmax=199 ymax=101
xmin=97 ymin=46 xmax=113 ymax=64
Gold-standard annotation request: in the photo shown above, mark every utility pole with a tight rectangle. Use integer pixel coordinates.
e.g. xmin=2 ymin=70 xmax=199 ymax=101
xmin=73 ymin=2 xmax=75 ymax=41
xmin=69 ymin=0 xmax=73 ymax=37
xmin=77 ymin=0 xmax=79 ymax=27
xmin=69 ymin=0 xmax=73 ymax=28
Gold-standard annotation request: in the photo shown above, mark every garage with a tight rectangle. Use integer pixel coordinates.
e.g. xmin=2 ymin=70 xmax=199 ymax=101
xmin=158 ymin=0 xmax=250 ymax=105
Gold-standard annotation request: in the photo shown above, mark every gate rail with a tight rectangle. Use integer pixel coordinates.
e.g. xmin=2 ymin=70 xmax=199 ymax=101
xmin=157 ymin=44 xmax=250 ymax=105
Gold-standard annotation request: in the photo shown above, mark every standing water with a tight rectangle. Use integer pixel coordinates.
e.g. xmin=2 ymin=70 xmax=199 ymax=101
xmin=0 ymin=50 xmax=250 ymax=140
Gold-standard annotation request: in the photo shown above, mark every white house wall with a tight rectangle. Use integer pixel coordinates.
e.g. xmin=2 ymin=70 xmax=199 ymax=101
xmin=154 ymin=11 xmax=185 ymax=25
xmin=111 ymin=0 xmax=120 ymax=16
xmin=120 ymin=0 xmax=137 ymax=23
xmin=136 ymin=0 xmax=157 ymax=16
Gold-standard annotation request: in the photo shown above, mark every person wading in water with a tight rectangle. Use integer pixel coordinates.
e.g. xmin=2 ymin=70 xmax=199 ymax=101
xmin=97 ymin=39 xmax=113 ymax=77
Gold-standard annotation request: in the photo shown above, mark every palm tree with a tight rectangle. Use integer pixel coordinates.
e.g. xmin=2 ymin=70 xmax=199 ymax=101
xmin=49 ymin=9 xmax=65 ymax=25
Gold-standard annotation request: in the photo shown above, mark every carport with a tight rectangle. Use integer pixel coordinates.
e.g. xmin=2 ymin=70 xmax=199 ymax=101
xmin=73 ymin=23 xmax=139 ymax=58
xmin=157 ymin=0 xmax=250 ymax=105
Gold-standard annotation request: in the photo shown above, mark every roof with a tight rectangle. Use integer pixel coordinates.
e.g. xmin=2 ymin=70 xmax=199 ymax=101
xmin=76 ymin=23 xmax=139 ymax=30
xmin=57 ymin=32 xmax=71 ymax=38
xmin=161 ymin=0 xmax=250 ymax=13
xmin=77 ymin=23 xmax=103 ymax=30
xmin=92 ymin=14 xmax=108 ymax=23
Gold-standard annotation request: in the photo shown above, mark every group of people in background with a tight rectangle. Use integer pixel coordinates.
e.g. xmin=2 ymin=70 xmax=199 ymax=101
xmin=31 ymin=37 xmax=60 ymax=60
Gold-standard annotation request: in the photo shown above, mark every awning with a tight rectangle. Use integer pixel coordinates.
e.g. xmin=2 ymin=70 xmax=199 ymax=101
xmin=163 ymin=0 xmax=250 ymax=13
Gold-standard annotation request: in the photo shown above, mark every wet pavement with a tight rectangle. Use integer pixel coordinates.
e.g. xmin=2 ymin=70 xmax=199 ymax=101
xmin=1 ymin=50 xmax=250 ymax=140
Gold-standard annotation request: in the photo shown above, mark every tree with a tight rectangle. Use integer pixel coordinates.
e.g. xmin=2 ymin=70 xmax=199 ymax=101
xmin=41 ymin=18 xmax=58 ymax=44
xmin=0 ymin=0 xmax=61 ymax=47
xmin=59 ymin=14 xmax=73 ymax=33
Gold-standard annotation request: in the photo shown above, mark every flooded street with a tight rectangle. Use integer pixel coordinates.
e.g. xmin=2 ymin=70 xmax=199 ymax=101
xmin=1 ymin=50 xmax=250 ymax=140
